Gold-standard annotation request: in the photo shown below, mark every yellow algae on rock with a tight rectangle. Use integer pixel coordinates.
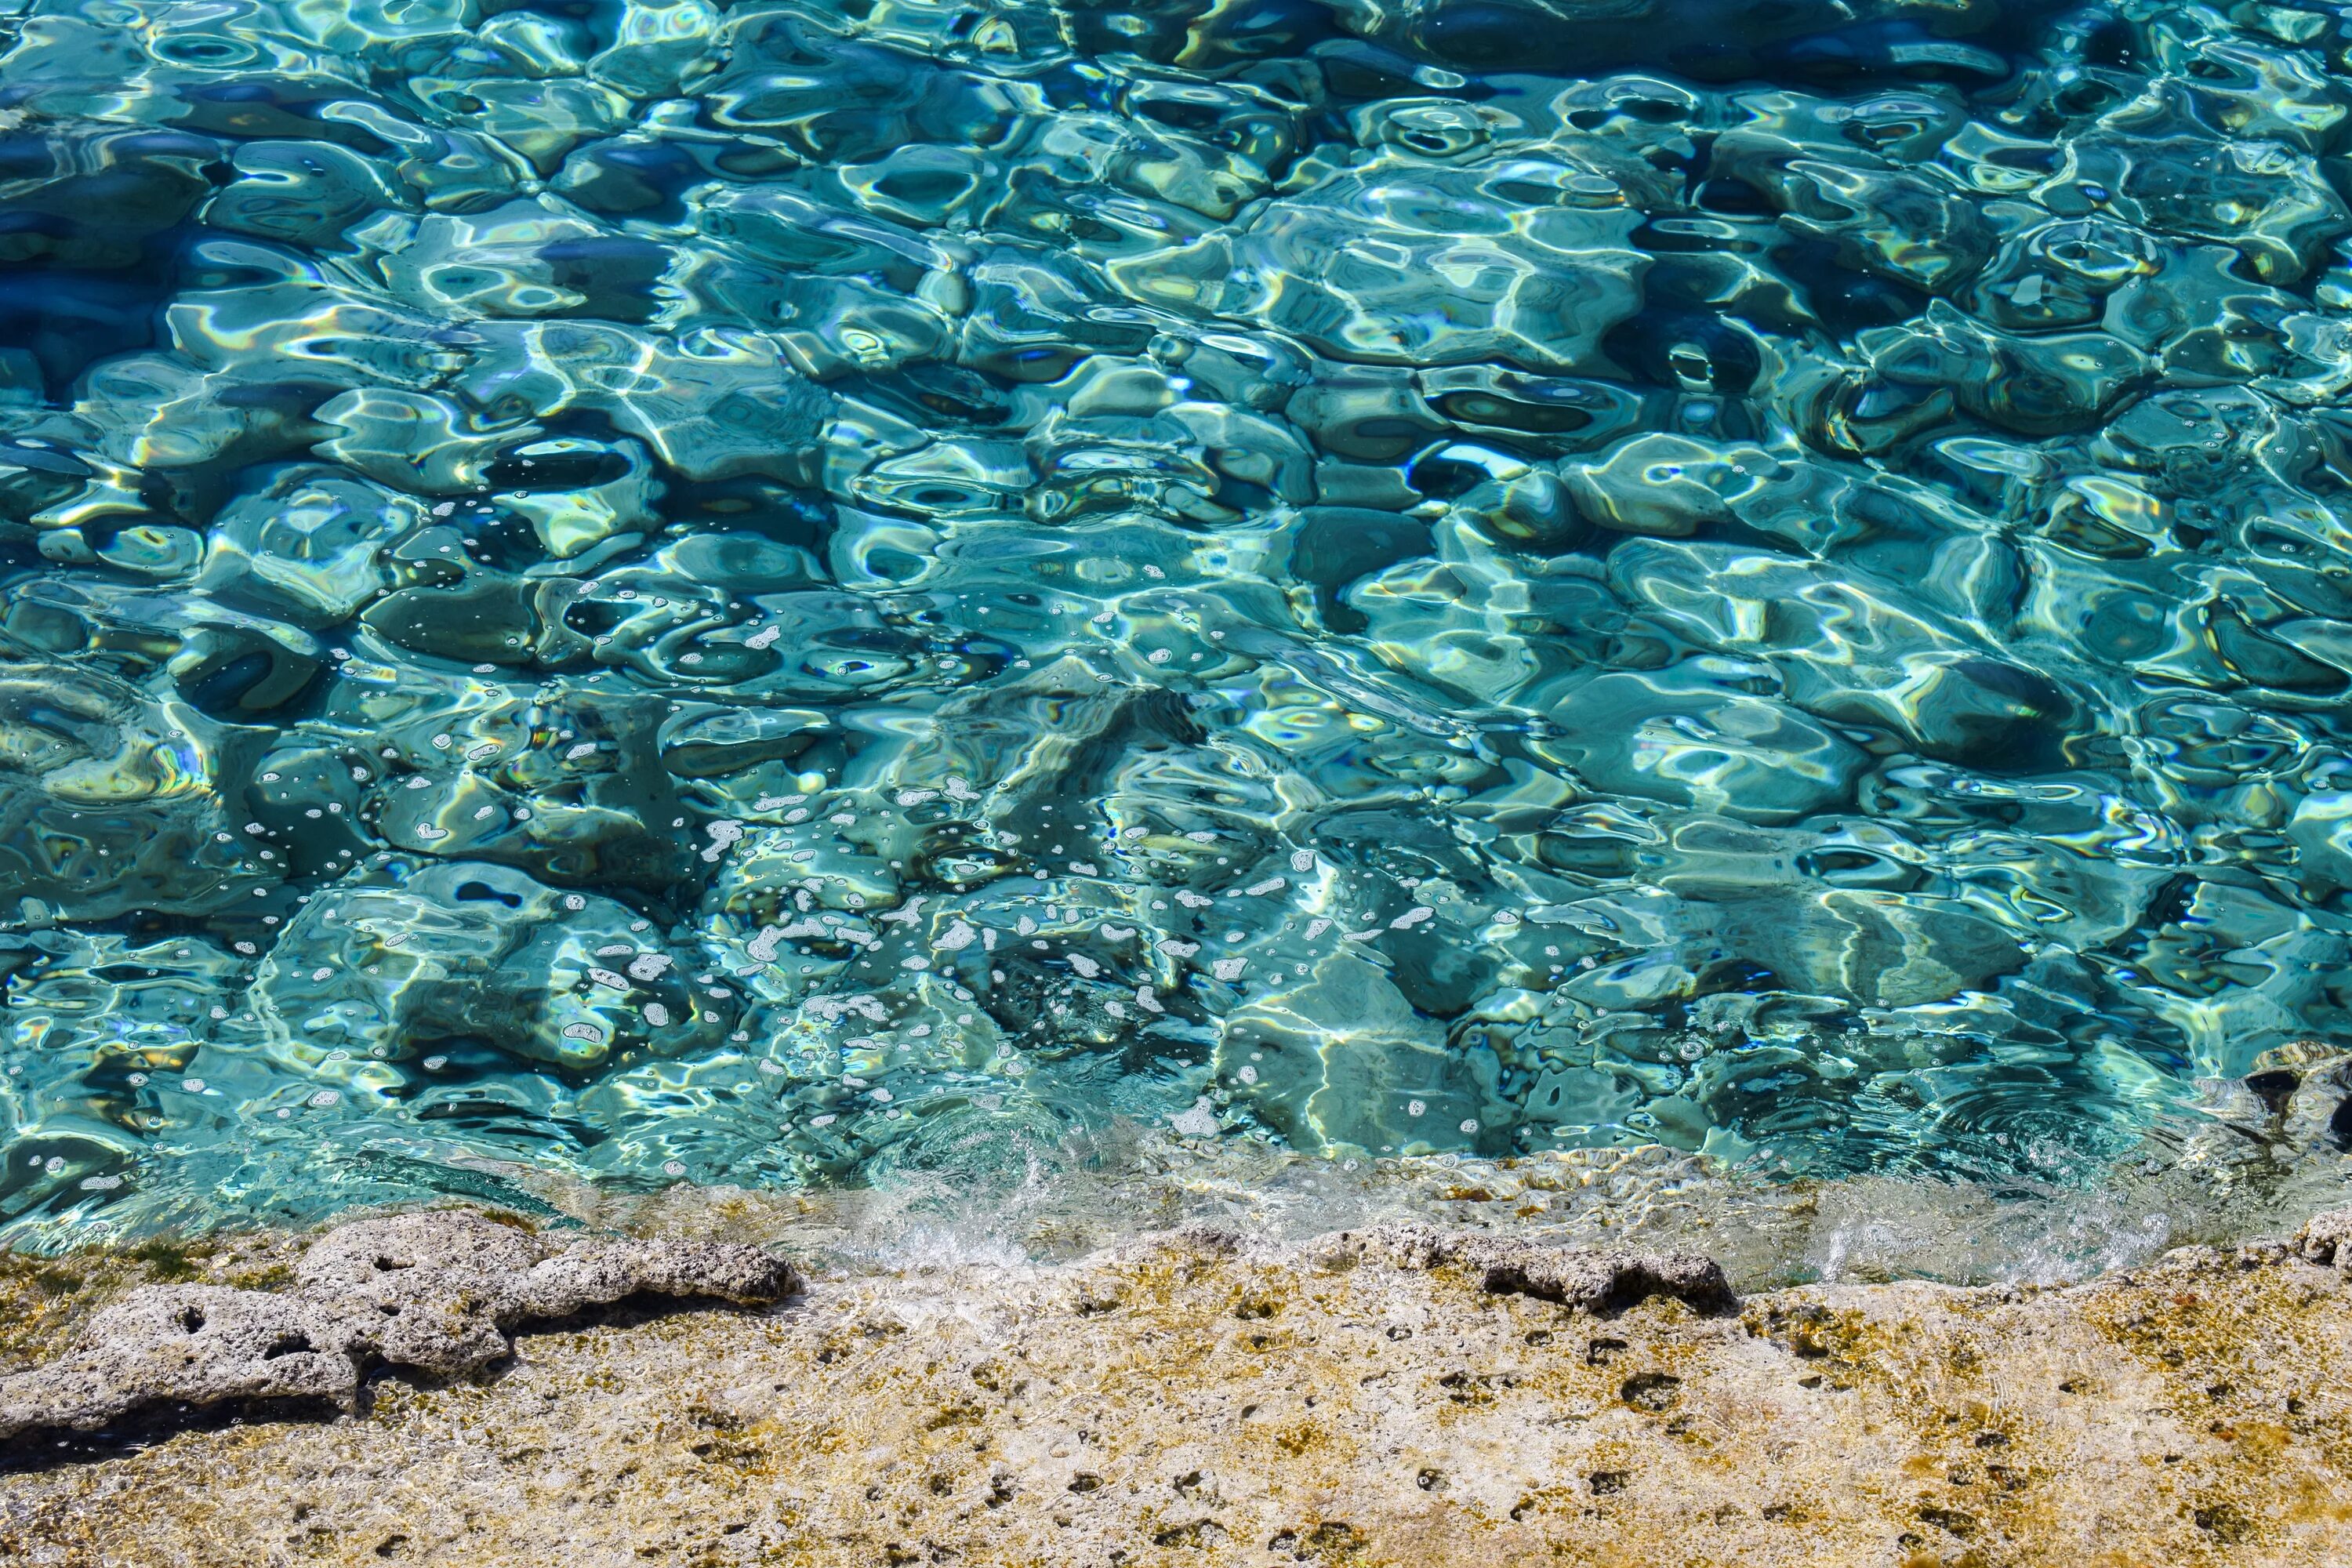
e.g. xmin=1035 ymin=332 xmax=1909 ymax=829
xmin=0 ymin=1212 xmax=2349 ymax=1565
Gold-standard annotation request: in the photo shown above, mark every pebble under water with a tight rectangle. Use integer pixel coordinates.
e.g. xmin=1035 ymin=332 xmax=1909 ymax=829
xmin=2 ymin=0 xmax=2350 ymax=1240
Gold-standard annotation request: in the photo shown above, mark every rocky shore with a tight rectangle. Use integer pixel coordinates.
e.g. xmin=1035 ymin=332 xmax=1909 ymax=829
xmin=0 ymin=1197 xmax=2349 ymax=1566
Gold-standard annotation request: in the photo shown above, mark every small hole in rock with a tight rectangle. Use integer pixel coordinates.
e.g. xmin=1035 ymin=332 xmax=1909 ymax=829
xmin=1620 ymin=1372 xmax=1682 ymax=1412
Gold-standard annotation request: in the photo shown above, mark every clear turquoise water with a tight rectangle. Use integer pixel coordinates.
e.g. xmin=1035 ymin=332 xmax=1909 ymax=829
xmin=0 ymin=0 xmax=2346 ymax=1237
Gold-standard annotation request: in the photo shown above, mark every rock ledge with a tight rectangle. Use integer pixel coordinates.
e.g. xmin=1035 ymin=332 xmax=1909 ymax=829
xmin=0 ymin=1211 xmax=797 ymax=1439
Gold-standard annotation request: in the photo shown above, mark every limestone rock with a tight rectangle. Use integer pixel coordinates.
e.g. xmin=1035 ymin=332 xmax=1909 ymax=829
xmin=0 ymin=1212 xmax=796 ymax=1439
xmin=5 ymin=1209 xmax=2352 ymax=1566
xmin=2295 ymin=1205 xmax=2352 ymax=1272
xmin=1316 ymin=1223 xmax=1735 ymax=1315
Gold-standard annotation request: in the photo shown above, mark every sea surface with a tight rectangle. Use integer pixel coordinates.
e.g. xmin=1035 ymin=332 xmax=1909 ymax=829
xmin=0 ymin=0 xmax=2347 ymax=1245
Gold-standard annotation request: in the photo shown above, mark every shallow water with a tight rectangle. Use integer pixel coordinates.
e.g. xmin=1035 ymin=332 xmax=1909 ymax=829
xmin=0 ymin=0 xmax=2350 ymax=1241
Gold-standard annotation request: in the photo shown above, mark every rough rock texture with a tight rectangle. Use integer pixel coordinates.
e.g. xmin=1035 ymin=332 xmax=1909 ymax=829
xmin=2295 ymin=1207 xmax=2352 ymax=1272
xmin=1321 ymin=1224 xmax=1737 ymax=1316
xmin=0 ymin=1212 xmax=796 ymax=1439
xmin=4 ymin=1213 xmax=2352 ymax=1564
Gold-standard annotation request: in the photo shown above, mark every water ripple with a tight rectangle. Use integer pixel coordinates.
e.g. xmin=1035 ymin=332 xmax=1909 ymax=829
xmin=0 ymin=0 xmax=2345 ymax=1236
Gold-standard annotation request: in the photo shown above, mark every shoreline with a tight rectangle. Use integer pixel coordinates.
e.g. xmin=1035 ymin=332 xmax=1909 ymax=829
xmin=0 ymin=1196 xmax=2349 ymax=1565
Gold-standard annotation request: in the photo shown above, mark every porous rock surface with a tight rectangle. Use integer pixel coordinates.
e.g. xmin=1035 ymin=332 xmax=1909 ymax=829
xmin=0 ymin=1211 xmax=797 ymax=1438
xmin=4 ymin=1211 xmax=2352 ymax=1565
xmin=1313 ymin=1223 xmax=1736 ymax=1315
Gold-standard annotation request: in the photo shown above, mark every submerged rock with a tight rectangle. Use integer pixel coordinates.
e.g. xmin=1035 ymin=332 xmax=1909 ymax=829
xmin=252 ymin=858 xmax=735 ymax=1072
